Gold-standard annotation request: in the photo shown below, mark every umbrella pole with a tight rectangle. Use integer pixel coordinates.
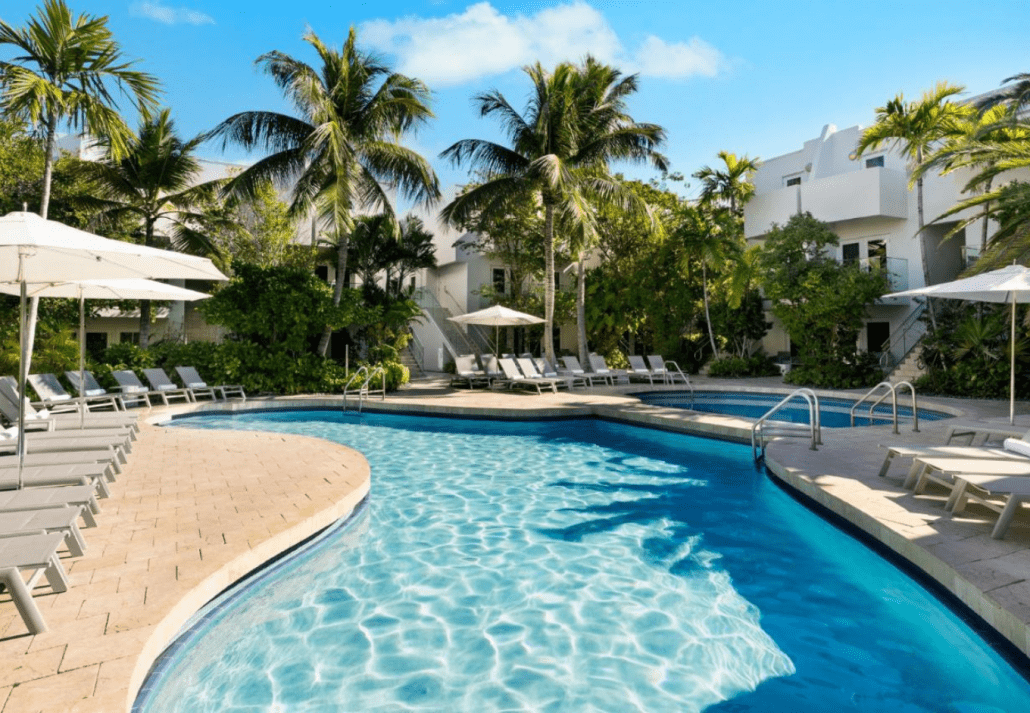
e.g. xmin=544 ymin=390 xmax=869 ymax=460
xmin=1012 ymin=292 xmax=1017 ymax=425
xmin=17 ymin=268 xmax=27 ymax=489
xmin=80 ymin=290 xmax=87 ymax=428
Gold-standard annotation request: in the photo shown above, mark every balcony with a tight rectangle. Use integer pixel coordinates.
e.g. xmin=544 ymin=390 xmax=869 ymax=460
xmin=745 ymin=168 xmax=909 ymax=238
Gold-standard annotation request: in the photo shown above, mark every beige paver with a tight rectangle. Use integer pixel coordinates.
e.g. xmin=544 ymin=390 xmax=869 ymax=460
xmin=3 ymin=374 xmax=1029 ymax=712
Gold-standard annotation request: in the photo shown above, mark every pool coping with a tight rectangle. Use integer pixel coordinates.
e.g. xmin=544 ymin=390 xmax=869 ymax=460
xmin=3 ymin=381 xmax=1026 ymax=712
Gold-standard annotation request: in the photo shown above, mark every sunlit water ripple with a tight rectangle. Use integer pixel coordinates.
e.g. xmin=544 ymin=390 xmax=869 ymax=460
xmin=137 ymin=411 xmax=1030 ymax=712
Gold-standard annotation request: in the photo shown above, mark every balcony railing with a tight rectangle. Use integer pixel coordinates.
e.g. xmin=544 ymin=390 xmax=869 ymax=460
xmin=845 ymin=256 xmax=909 ymax=292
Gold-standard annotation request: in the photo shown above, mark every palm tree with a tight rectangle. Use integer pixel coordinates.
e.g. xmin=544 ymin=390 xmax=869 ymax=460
xmin=855 ymin=82 xmax=971 ymax=295
xmin=0 ymin=0 xmax=159 ymax=363
xmin=209 ymin=27 xmax=440 ymax=357
xmin=391 ymin=216 xmax=436 ymax=296
xmin=692 ymin=151 xmax=759 ymax=218
xmin=441 ymin=58 xmax=666 ymax=363
xmin=70 ymin=109 xmax=223 ymax=347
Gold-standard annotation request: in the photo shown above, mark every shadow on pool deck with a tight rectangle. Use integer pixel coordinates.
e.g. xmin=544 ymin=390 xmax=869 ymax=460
xmin=1 ymin=373 xmax=1028 ymax=712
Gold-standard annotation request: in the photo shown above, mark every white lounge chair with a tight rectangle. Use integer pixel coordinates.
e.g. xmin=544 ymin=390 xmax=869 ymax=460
xmin=0 ymin=462 xmax=114 ymax=498
xmin=0 ymin=428 xmax=129 ymax=468
xmin=627 ymin=355 xmax=657 ymax=385
xmin=28 ymin=373 xmax=121 ymax=412
xmin=175 ymin=366 xmax=246 ymax=401
xmin=110 ymin=370 xmax=164 ymax=407
xmin=498 ymin=358 xmax=558 ymax=394
xmin=141 ymin=369 xmax=194 ymax=404
xmin=0 ymin=531 xmax=70 ymax=634
xmin=647 ymin=355 xmax=690 ymax=386
xmin=517 ymin=357 xmax=570 ymax=390
xmin=534 ymin=357 xmax=587 ymax=389
xmin=451 ymin=356 xmax=490 ymax=390
xmin=0 ymin=378 xmax=138 ymax=434
xmin=0 ymin=506 xmax=90 ymax=557
xmin=0 ymin=484 xmax=100 ymax=527
xmin=561 ymin=356 xmax=606 ymax=386
xmin=587 ymin=354 xmax=627 ymax=385
xmin=65 ymin=370 xmax=145 ymax=410
xmin=906 ymin=455 xmax=1030 ymax=493
xmin=946 ymin=474 xmax=1030 ymax=539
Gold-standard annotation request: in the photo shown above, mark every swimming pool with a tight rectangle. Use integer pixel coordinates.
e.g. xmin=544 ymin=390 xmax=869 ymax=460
xmin=638 ymin=390 xmax=953 ymax=428
xmin=137 ymin=411 xmax=1028 ymax=712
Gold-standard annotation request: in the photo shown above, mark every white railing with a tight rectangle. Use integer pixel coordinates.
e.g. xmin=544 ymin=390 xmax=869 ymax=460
xmin=752 ymin=388 xmax=821 ymax=461
xmin=342 ymin=365 xmax=387 ymax=412
xmin=849 ymin=381 xmax=919 ymax=434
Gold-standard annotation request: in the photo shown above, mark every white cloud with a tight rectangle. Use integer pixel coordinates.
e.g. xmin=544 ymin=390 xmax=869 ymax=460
xmin=361 ymin=1 xmax=725 ymax=86
xmin=129 ymin=2 xmax=215 ymax=26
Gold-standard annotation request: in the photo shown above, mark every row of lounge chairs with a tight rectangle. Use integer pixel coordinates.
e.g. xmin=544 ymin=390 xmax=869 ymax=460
xmin=13 ymin=367 xmax=245 ymax=412
xmin=0 ymin=380 xmax=141 ymax=635
xmin=878 ymin=424 xmax=1030 ymax=540
xmin=453 ymin=353 xmax=690 ymax=394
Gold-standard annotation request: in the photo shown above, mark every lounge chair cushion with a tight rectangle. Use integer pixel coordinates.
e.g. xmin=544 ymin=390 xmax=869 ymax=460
xmin=1003 ymin=438 xmax=1030 ymax=459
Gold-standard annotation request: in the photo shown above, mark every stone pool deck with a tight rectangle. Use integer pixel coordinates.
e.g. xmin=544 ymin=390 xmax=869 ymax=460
xmin=1 ymin=375 xmax=1028 ymax=711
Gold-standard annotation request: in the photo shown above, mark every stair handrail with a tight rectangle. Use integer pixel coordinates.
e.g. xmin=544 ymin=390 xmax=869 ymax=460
xmin=879 ymin=301 xmax=927 ymax=371
xmin=342 ymin=365 xmax=387 ymax=412
xmin=407 ymin=331 xmax=425 ymax=377
xmin=440 ymin=286 xmax=494 ymax=353
xmin=752 ymin=388 xmax=821 ymax=461
xmin=851 ymin=381 xmax=918 ymax=433
xmin=664 ymin=359 xmax=693 ymax=407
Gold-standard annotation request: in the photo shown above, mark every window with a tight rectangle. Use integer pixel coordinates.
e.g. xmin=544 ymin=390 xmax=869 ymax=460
xmin=314 ymin=265 xmax=329 ymax=283
xmin=492 ymin=268 xmax=506 ymax=294
xmin=867 ymin=239 xmax=886 ymax=269
xmin=865 ymin=156 xmax=885 ymax=168
xmin=785 ymin=176 xmax=802 ymax=187
xmin=867 ymin=322 xmax=890 ymax=352
xmin=119 ymin=332 xmax=139 ymax=345
xmin=86 ymin=332 xmax=108 ymax=358
xmin=842 ymin=242 xmax=860 ymax=264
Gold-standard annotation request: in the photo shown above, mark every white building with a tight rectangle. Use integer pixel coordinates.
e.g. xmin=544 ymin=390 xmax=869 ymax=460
xmin=744 ymin=119 xmax=1011 ymax=370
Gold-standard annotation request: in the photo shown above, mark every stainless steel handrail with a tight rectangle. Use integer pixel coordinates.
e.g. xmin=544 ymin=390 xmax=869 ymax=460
xmin=752 ymin=388 xmax=821 ymax=461
xmin=342 ymin=365 xmax=387 ymax=412
xmin=850 ymin=381 xmax=918 ymax=434
xmin=663 ymin=360 xmax=693 ymax=407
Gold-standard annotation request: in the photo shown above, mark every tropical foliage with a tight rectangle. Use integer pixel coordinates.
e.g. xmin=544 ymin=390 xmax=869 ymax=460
xmin=210 ymin=26 xmax=440 ymax=357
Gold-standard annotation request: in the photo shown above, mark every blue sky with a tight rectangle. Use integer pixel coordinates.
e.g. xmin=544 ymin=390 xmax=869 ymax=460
xmin=3 ymin=1 xmax=1028 ymax=200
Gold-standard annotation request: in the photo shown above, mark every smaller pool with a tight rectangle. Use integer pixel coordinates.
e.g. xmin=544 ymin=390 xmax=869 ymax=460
xmin=638 ymin=390 xmax=953 ymax=428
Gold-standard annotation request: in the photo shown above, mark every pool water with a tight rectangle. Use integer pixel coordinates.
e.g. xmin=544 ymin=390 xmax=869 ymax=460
xmin=138 ymin=411 xmax=1029 ymax=712
xmin=638 ymin=391 xmax=952 ymax=428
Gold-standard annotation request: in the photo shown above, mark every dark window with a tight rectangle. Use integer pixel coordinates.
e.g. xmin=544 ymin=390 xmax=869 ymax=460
xmin=314 ymin=265 xmax=329 ymax=283
xmin=119 ymin=332 xmax=139 ymax=345
xmin=868 ymin=239 xmax=886 ymax=268
xmin=865 ymin=156 xmax=885 ymax=168
xmin=86 ymin=332 xmax=108 ymax=358
xmin=867 ymin=322 xmax=890 ymax=352
xmin=493 ymin=268 xmax=506 ymax=294
xmin=785 ymin=176 xmax=802 ymax=187
xmin=842 ymin=242 xmax=860 ymax=264
xmin=554 ymin=272 xmax=562 ymax=290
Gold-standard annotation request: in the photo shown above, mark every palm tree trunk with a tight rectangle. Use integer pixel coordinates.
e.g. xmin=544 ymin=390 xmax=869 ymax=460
xmin=24 ymin=112 xmax=61 ymax=378
xmin=139 ymin=220 xmax=157 ymax=349
xmin=576 ymin=254 xmax=588 ymax=364
xmin=915 ymin=174 xmax=937 ymax=330
xmin=543 ymin=203 xmax=556 ymax=364
xmin=981 ymin=177 xmax=994 ymax=254
xmin=316 ymin=230 xmax=350 ymax=357
xmin=702 ymin=262 xmax=719 ymax=360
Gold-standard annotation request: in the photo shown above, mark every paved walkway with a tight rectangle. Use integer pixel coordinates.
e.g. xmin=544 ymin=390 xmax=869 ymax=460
xmin=1 ymin=374 xmax=1028 ymax=712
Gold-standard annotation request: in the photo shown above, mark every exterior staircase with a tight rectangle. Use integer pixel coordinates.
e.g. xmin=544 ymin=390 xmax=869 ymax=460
xmin=400 ymin=344 xmax=424 ymax=378
xmin=886 ymin=345 xmax=925 ymax=383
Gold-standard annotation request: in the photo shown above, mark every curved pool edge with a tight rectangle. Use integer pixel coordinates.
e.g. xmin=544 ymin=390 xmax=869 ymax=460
xmin=125 ymin=456 xmax=370 ymax=713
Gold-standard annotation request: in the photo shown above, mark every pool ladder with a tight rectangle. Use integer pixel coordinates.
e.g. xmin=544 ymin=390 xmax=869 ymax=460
xmin=343 ymin=366 xmax=386 ymax=412
xmin=849 ymin=381 xmax=918 ymax=434
xmin=752 ymin=388 xmax=822 ymax=462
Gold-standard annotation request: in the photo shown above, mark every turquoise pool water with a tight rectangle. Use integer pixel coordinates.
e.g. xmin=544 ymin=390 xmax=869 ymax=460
xmin=138 ymin=411 xmax=1028 ymax=712
xmin=638 ymin=391 xmax=952 ymax=428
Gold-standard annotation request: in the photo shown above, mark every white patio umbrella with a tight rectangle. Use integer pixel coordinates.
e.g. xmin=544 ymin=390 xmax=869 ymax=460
xmin=448 ymin=305 xmax=545 ymax=357
xmin=0 ymin=278 xmax=211 ymax=444
xmin=886 ymin=264 xmax=1030 ymax=424
xmin=0 ymin=211 xmax=228 ymax=487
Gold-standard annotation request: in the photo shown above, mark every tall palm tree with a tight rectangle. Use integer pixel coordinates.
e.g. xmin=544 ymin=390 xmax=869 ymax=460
xmin=692 ymin=151 xmax=759 ymax=218
xmin=441 ymin=58 xmax=667 ymax=363
xmin=209 ymin=27 xmax=440 ymax=357
xmin=0 ymin=0 xmax=159 ymax=364
xmin=70 ymin=109 xmax=223 ymax=347
xmin=855 ymin=82 xmax=970 ymax=295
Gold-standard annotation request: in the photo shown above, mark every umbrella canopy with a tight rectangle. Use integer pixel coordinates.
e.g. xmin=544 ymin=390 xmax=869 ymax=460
xmin=0 ymin=211 xmax=227 ymax=283
xmin=0 ymin=210 xmax=227 ymax=489
xmin=885 ymin=264 xmax=1030 ymax=424
xmin=448 ymin=306 xmax=545 ymax=358
xmin=448 ymin=305 xmax=545 ymax=327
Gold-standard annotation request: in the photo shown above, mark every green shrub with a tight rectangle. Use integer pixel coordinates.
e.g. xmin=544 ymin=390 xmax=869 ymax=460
xmin=707 ymin=353 xmax=780 ymax=378
xmin=784 ymin=351 xmax=883 ymax=389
